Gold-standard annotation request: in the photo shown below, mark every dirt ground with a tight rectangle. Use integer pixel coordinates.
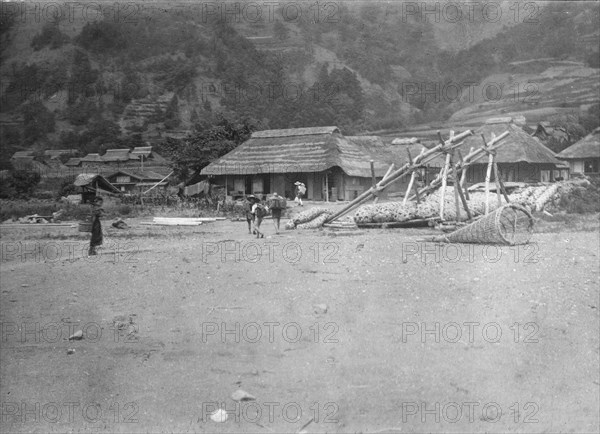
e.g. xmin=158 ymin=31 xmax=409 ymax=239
xmin=1 ymin=211 xmax=599 ymax=433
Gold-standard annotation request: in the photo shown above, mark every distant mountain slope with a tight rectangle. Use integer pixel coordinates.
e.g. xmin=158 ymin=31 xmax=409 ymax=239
xmin=0 ymin=1 xmax=598 ymax=167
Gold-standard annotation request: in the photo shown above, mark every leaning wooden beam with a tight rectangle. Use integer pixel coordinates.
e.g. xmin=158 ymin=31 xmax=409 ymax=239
xmin=493 ymin=162 xmax=511 ymax=202
xmin=143 ymin=171 xmax=173 ymax=195
xmin=325 ymin=130 xmax=474 ymax=223
xmin=459 ymin=148 xmax=473 ymax=200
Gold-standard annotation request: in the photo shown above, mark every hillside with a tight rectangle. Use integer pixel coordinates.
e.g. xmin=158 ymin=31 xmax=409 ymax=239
xmin=0 ymin=1 xmax=599 ymax=168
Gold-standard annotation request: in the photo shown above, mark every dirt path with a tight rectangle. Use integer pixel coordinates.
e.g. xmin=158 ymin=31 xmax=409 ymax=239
xmin=1 ymin=218 xmax=599 ymax=433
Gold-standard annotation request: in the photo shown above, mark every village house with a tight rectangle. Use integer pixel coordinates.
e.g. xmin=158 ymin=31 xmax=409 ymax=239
xmin=105 ymin=169 xmax=169 ymax=193
xmin=78 ymin=146 xmax=170 ymax=175
xmin=200 ymin=126 xmax=441 ymax=201
xmin=557 ymin=127 xmax=600 ymax=176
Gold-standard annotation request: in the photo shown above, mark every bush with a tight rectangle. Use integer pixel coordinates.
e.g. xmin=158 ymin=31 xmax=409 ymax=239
xmin=0 ymin=170 xmax=42 ymax=199
xmin=559 ymin=179 xmax=600 ymax=214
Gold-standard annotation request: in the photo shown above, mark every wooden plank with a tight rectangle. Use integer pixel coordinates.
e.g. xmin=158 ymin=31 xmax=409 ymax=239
xmin=141 ymin=221 xmax=203 ymax=226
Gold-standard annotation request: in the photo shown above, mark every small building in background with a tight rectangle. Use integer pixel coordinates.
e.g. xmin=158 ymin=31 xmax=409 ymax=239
xmin=557 ymin=127 xmax=600 ymax=176
xmin=73 ymin=173 xmax=121 ymax=203
xmin=105 ymin=170 xmax=168 ymax=193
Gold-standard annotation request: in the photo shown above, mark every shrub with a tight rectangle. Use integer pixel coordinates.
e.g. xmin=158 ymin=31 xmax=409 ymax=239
xmin=559 ymin=179 xmax=600 ymax=214
xmin=0 ymin=170 xmax=42 ymax=199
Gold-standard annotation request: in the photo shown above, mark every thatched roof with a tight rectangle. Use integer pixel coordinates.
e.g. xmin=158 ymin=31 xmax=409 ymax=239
xmin=107 ymin=170 xmax=165 ymax=181
xmin=251 ymin=126 xmax=340 ymax=138
xmin=431 ymin=121 xmax=561 ymax=166
xmin=73 ymin=174 xmax=121 ymax=193
xmin=557 ymin=127 xmax=600 ymax=160
xmin=65 ymin=158 xmax=82 ymax=167
xmin=201 ymin=127 xmax=419 ymax=177
xmin=102 ymin=149 xmax=131 ymax=162
xmin=81 ymin=153 xmax=104 ymax=162
xmin=130 ymin=146 xmax=153 ymax=159
xmin=44 ymin=149 xmax=78 ymax=158
xmin=11 ymin=151 xmax=34 ymax=159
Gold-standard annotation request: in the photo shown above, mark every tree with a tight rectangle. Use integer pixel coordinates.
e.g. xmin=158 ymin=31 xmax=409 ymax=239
xmin=3 ymin=170 xmax=41 ymax=199
xmin=157 ymin=114 xmax=261 ymax=181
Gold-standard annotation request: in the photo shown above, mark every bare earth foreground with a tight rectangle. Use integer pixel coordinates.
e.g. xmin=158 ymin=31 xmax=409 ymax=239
xmin=1 ymin=216 xmax=599 ymax=433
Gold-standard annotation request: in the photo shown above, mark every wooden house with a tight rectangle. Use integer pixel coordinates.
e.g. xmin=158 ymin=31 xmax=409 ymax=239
xmin=557 ymin=127 xmax=600 ymax=176
xmin=433 ymin=119 xmax=564 ymax=183
xmin=200 ymin=126 xmax=439 ymax=201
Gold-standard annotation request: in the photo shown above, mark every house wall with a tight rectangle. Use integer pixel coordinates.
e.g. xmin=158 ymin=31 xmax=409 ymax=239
xmin=272 ymin=174 xmax=286 ymax=197
xmin=466 ymin=163 xmax=555 ymax=183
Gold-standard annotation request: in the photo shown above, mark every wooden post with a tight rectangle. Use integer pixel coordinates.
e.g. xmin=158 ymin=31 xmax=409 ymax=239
xmin=404 ymin=172 xmax=417 ymax=205
xmin=439 ymin=152 xmax=451 ymax=220
xmin=325 ymin=172 xmax=329 ymax=202
xmin=451 ymin=155 xmax=461 ymax=221
xmin=382 ymin=164 xmax=395 ymax=182
xmin=439 ymin=131 xmax=454 ymax=221
xmin=493 ymin=162 xmax=510 ymax=202
xmin=492 ymin=155 xmax=502 ymax=207
xmin=460 ymin=148 xmax=472 ymax=200
xmin=484 ymin=152 xmax=493 ymax=214
xmin=370 ymin=160 xmax=379 ymax=204
xmin=403 ymin=150 xmax=414 ymax=205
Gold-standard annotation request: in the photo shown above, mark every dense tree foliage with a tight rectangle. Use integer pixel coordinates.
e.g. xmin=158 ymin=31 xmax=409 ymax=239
xmin=156 ymin=115 xmax=261 ymax=181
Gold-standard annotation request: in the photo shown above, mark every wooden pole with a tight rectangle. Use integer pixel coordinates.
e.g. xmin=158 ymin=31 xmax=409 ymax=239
xmin=493 ymin=162 xmax=510 ymax=202
xmin=484 ymin=152 xmax=493 ymax=214
xmin=439 ymin=152 xmax=451 ymax=220
xmin=143 ymin=171 xmax=173 ymax=195
xmin=403 ymin=150 xmax=414 ymax=205
xmin=404 ymin=172 xmax=417 ymax=205
xmin=455 ymin=171 xmax=472 ymax=220
xmin=493 ymin=158 xmax=502 ymax=206
xmin=451 ymin=156 xmax=461 ymax=221
xmin=460 ymin=147 xmax=473 ymax=200
xmin=325 ymin=172 xmax=329 ymax=202
xmin=370 ymin=160 xmax=378 ymax=204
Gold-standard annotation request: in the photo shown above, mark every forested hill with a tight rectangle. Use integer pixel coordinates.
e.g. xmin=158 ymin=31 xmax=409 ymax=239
xmin=0 ymin=1 xmax=598 ymax=165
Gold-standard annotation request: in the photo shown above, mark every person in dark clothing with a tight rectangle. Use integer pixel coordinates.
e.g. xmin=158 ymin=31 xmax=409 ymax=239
xmin=88 ymin=197 xmax=104 ymax=256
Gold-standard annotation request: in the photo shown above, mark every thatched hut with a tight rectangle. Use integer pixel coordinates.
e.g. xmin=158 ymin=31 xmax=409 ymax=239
xmin=73 ymin=173 xmax=121 ymax=203
xmin=437 ymin=118 xmax=564 ymax=183
xmin=557 ymin=127 xmax=600 ymax=176
xmin=200 ymin=126 xmax=428 ymax=201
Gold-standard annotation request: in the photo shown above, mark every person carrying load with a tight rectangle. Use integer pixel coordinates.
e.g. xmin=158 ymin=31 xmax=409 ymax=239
xmin=267 ymin=192 xmax=286 ymax=234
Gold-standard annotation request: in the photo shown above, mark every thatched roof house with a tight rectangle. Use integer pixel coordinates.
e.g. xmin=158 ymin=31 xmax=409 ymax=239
xmin=65 ymin=158 xmax=82 ymax=167
xmin=557 ymin=127 xmax=600 ymax=175
xmin=436 ymin=118 xmax=564 ymax=183
xmin=106 ymin=170 xmax=168 ymax=193
xmin=200 ymin=126 xmax=427 ymax=201
xmin=102 ymin=149 xmax=134 ymax=162
xmin=81 ymin=153 xmax=104 ymax=166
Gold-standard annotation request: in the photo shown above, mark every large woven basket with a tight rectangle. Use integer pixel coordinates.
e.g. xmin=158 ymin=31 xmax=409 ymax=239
xmin=434 ymin=203 xmax=534 ymax=245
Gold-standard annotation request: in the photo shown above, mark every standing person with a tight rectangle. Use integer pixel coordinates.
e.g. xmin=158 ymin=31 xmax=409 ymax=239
xmin=251 ymin=199 xmax=268 ymax=239
xmin=245 ymin=195 xmax=257 ymax=234
xmin=88 ymin=196 xmax=104 ymax=256
xmin=294 ymin=181 xmax=306 ymax=206
xmin=268 ymin=192 xmax=286 ymax=234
